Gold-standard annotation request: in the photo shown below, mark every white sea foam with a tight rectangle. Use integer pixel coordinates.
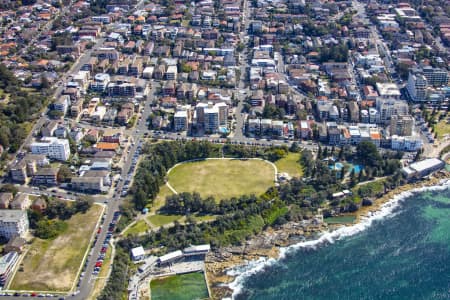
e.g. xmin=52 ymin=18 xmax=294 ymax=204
xmin=227 ymin=179 xmax=450 ymax=299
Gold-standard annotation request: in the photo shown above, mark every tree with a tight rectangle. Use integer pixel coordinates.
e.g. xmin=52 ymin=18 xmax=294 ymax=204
xmin=75 ymin=196 xmax=93 ymax=213
xmin=35 ymin=219 xmax=68 ymax=239
xmin=40 ymin=76 xmax=50 ymax=90
xmin=356 ymin=141 xmax=381 ymax=167
xmin=317 ymin=145 xmax=323 ymax=159
xmin=57 ymin=165 xmax=72 ymax=183
xmin=68 ymin=136 xmax=77 ymax=154
xmin=349 ymin=169 xmax=356 ymax=187
xmin=289 ymin=142 xmax=299 ymax=152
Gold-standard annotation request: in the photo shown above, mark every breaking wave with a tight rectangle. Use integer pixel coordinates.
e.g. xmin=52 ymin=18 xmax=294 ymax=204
xmin=226 ymin=179 xmax=450 ymax=299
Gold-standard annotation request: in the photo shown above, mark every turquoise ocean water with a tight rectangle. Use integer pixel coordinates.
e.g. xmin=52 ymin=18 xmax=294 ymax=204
xmin=231 ymin=186 xmax=450 ymax=300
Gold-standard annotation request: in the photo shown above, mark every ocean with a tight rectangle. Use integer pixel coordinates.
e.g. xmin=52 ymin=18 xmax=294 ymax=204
xmin=228 ymin=183 xmax=450 ymax=300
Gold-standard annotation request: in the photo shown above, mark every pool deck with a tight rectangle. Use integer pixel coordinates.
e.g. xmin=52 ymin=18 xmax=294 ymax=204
xmin=129 ymin=258 xmax=209 ymax=300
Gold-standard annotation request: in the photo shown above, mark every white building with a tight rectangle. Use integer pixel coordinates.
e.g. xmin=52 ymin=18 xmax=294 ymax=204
xmin=376 ymin=83 xmax=401 ymax=100
xmin=196 ymin=102 xmax=228 ymax=133
xmin=165 ymin=65 xmax=177 ymax=80
xmin=401 ymin=158 xmax=445 ymax=178
xmin=142 ymin=66 xmax=154 ymax=79
xmin=53 ymin=95 xmax=70 ymax=115
xmin=73 ymin=70 xmax=90 ymax=90
xmin=131 ymin=246 xmax=145 ymax=261
xmin=30 ymin=137 xmax=71 ymax=161
xmin=91 ymin=106 xmax=107 ymax=122
xmin=0 ymin=252 xmax=19 ymax=286
xmin=391 ymin=135 xmax=423 ymax=151
xmin=91 ymin=73 xmax=110 ymax=92
xmin=204 ymin=106 xmax=219 ymax=133
xmin=407 ymin=72 xmax=428 ymax=102
xmin=0 ymin=210 xmax=29 ymax=240
xmin=174 ymin=110 xmax=189 ymax=131
xmin=158 ymin=250 xmax=183 ymax=266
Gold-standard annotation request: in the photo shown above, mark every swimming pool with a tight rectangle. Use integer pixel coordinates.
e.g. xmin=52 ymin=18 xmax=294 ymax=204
xmin=328 ymin=163 xmax=363 ymax=174
xmin=329 ymin=162 xmax=344 ymax=170
xmin=352 ymin=164 xmax=363 ymax=173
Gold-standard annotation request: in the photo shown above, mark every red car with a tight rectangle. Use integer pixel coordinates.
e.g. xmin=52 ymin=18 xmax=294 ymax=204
xmin=95 ymin=262 xmax=102 ymax=267
xmin=97 ymin=228 xmax=101 ymax=234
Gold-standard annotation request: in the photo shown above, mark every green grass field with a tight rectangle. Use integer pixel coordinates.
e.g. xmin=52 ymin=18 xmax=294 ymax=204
xmin=168 ymin=159 xmax=275 ymax=201
xmin=150 ymin=185 xmax=174 ymax=214
xmin=151 ymin=272 xmax=209 ymax=300
xmin=10 ymin=205 xmax=103 ymax=292
xmin=147 ymin=214 xmax=182 ymax=227
xmin=434 ymin=117 xmax=450 ymax=139
xmin=275 ymin=152 xmax=303 ymax=177
xmin=123 ymin=219 xmax=149 ymax=236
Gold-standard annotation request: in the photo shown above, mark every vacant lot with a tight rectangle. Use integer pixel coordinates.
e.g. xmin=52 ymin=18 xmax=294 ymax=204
xmin=151 ymin=272 xmax=209 ymax=300
xmin=168 ymin=159 xmax=275 ymax=201
xmin=275 ymin=152 xmax=303 ymax=177
xmin=10 ymin=205 xmax=103 ymax=292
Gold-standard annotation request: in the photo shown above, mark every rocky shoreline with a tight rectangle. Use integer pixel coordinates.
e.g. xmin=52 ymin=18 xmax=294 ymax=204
xmin=204 ymin=171 xmax=450 ymax=300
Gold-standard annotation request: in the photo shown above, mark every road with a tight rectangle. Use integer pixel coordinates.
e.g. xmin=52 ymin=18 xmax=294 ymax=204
xmin=2 ymin=0 xmax=318 ymax=298
xmin=6 ymin=37 xmax=106 ymax=175
xmin=69 ymin=76 xmax=157 ymax=300
xmin=232 ymin=0 xmax=251 ymax=141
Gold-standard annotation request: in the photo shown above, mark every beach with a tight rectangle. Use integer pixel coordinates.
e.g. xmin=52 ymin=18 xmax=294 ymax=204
xmin=204 ymin=170 xmax=450 ymax=299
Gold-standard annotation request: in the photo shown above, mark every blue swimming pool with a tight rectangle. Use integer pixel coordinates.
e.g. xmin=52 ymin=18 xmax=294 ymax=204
xmin=352 ymin=164 xmax=363 ymax=173
xmin=329 ymin=162 xmax=344 ymax=170
xmin=329 ymin=163 xmax=363 ymax=174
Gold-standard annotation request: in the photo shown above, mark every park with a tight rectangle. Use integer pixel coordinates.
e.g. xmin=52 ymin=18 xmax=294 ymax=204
xmin=167 ymin=158 xmax=277 ymax=201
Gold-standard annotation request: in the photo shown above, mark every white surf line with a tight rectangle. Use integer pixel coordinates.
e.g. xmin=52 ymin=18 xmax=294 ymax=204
xmin=227 ymin=178 xmax=450 ymax=299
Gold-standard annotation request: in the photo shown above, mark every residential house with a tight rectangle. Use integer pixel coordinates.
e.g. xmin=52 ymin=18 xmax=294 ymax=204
xmin=31 ymin=198 xmax=47 ymax=213
xmin=117 ymin=103 xmax=134 ymax=124
xmin=0 ymin=193 xmax=13 ymax=209
xmin=10 ymin=194 xmax=30 ymax=210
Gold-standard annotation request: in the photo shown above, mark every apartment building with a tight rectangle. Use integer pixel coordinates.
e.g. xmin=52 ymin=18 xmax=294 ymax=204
xmin=204 ymin=106 xmax=219 ymax=133
xmin=407 ymin=71 xmax=428 ymax=102
xmin=195 ymin=102 xmax=228 ymax=133
xmin=174 ymin=109 xmax=190 ymax=131
xmin=0 ymin=251 xmax=19 ymax=286
xmin=9 ymin=163 xmax=27 ymax=183
xmin=165 ymin=65 xmax=178 ymax=80
xmin=53 ymin=95 xmax=70 ymax=115
xmin=390 ymin=115 xmax=414 ymax=136
xmin=422 ymin=66 xmax=448 ymax=86
xmin=376 ymin=99 xmax=409 ymax=124
xmin=71 ymin=177 xmax=104 ymax=192
xmin=32 ymin=168 xmax=58 ymax=186
xmin=0 ymin=210 xmax=29 ymax=240
xmin=391 ymin=135 xmax=423 ymax=151
xmin=30 ymin=137 xmax=71 ymax=161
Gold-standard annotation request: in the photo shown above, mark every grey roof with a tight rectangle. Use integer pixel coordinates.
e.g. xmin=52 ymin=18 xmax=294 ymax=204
xmin=0 ymin=210 xmax=27 ymax=223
